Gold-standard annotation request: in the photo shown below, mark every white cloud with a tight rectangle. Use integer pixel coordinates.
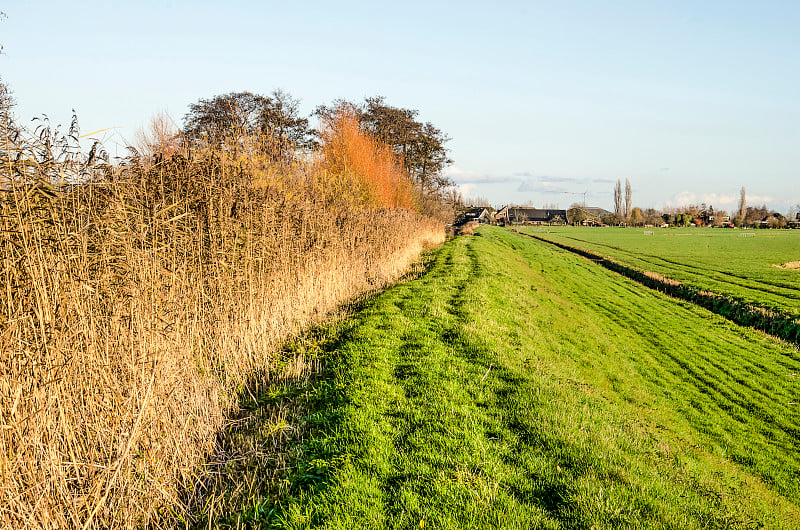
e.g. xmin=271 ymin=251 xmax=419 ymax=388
xmin=446 ymin=167 xmax=616 ymax=192
xmin=665 ymin=191 xmax=775 ymax=211
xmin=747 ymin=194 xmax=777 ymax=206
xmin=445 ymin=166 xmax=519 ymax=184
xmin=667 ymin=191 xmax=697 ymax=206
xmin=516 ymin=179 xmax=568 ymax=193
xmin=458 ymin=183 xmax=477 ymax=197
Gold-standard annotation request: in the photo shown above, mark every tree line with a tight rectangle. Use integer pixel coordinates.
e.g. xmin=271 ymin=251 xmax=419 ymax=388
xmin=564 ymin=182 xmax=798 ymax=228
xmin=182 ymin=91 xmax=453 ymax=202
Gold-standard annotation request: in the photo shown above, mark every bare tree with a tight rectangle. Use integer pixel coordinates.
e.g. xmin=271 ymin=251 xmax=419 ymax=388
xmin=259 ymin=89 xmax=316 ymax=153
xmin=744 ymin=204 xmax=768 ymax=225
xmin=0 ymin=76 xmax=15 ymax=131
xmin=133 ymin=111 xmax=180 ymax=160
xmin=464 ymin=195 xmax=492 ymax=207
xmin=624 ymin=178 xmax=632 ymax=219
xmin=184 ymin=91 xmax=270 ymax=141
xmin=613 ymin=179 xmax=622 ymax=216
xmin=738 ymin=186 xmax=746 ymax=221
xmin=0 ymin=11 xmax=6 ymax=55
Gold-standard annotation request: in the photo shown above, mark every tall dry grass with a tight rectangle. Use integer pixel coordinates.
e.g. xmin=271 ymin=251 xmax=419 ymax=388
xmin=0 ymin=110 xmax=443 ymax=527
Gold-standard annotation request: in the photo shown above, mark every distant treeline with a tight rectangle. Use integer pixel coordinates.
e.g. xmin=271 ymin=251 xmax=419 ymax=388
xmin=460 ymin=178 xmax=798 ymax=229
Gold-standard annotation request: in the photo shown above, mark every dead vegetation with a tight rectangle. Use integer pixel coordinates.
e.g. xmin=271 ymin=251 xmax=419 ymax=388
xmin=0 ymin=108 xmax=444 ymax=527
xmin=773 ymin=261 xmax=800 ymax=270
xmin=456 ymin=220 xmax=480 ymax=236
xmin=642 ymin=269 xmax=683 ymax=287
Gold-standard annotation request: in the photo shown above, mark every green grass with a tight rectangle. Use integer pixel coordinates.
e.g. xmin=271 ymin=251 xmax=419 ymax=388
xmin=520 ymin=226 xmax=800 ymax=317
xmin=207 ymin=226 xmax=800 ymax=528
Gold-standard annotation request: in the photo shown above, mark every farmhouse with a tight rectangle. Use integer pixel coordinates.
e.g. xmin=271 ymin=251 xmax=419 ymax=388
xmin=459 ymin=207 xmax=491 ymax=224
xmin=496 ymin=206 xmax=567 ymax=225
xmin=696 ymin=207 xmax=715 ymax=226
xmin=753 ymin=212 xmax=788 ymax=229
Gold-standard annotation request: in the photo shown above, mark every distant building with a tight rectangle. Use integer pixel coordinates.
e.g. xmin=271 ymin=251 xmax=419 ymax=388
xmin=496 ymin=206 xmax=567 ymax=225
xmin=754 ymin=212 xmax=787 ymax=228
xmin=458 ymin=207 xmax=491 ymax=225
xmin=696 ymin=207 xmax=715 ymax=225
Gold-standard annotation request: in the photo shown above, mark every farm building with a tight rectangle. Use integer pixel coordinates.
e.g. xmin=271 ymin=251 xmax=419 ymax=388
xmin=496 ymin=206 xmax=567 ymax=225
xmin=458 ymin=207 xmax=491 ymax=224
xmin=753 ymin=212 xmax=788 ymax=229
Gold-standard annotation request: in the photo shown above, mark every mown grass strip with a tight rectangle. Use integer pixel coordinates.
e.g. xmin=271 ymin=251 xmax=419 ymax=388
xmin=522 ymin=231 xmax=800 ymax=346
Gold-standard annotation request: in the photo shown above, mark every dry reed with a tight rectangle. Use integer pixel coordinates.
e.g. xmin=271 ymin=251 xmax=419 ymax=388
xmin=0 ymin=111 xmax=444 ymax=528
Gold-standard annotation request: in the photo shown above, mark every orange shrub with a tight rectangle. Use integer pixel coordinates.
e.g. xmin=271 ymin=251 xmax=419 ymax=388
xmin=318 ymin=109 xmax=414 ymax=210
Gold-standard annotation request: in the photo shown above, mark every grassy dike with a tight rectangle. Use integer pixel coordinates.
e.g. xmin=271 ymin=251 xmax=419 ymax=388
xmin=216 ymin=226 xmax=800 ymax=529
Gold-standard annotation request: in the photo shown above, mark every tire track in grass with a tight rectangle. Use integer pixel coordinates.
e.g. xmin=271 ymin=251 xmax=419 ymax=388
xmin=548 ymin=242 xmax=799 ymax=418
xmin=358 ymin=238 xmax=540 ymax=528
xmin=456 ymin=233 xmax=780 ymax=527
xmin=509 ymin=230 xmax=800 ymax=499
xmin=438 ymin=237 xmax=644 ymax=527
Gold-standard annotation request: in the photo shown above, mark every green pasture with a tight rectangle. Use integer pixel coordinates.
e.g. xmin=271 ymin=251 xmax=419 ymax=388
xmin=521 ymin=226 xmax=800 ymax=317
xmin=208 ymin=226 xmax=800 ymax=529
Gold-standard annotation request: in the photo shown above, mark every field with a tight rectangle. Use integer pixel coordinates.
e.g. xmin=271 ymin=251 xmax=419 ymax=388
xmin=206 ymin=227 xmax=800 ymax=528
xmin=520 ymin=226 xmax=800 ymax=318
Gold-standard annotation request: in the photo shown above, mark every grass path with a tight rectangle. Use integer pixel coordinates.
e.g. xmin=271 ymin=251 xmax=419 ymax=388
xmin=207 ymin=227 xmax=800 ymax=528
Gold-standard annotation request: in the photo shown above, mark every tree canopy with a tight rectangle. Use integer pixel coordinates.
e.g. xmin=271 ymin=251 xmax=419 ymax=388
xmin=567 ymin=204 xmax=588 ymax=225
xmin=184 ymin=91 xmax=267 ymax=140
xmin=183 ymin=89 xmax=315 ymax=159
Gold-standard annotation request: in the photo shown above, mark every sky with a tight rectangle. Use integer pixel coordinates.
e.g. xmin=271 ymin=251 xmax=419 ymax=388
xmin=1 ymin=1 xmax=799 ymax=213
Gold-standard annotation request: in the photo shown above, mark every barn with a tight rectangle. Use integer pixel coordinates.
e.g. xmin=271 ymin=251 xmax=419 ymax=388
xmin=496 ymin=206 xmax=567 ymax=225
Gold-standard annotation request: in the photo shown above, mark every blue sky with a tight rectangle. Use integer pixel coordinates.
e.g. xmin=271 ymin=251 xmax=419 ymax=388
xmin=2 ymin=1 xmax=799 ymax=213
